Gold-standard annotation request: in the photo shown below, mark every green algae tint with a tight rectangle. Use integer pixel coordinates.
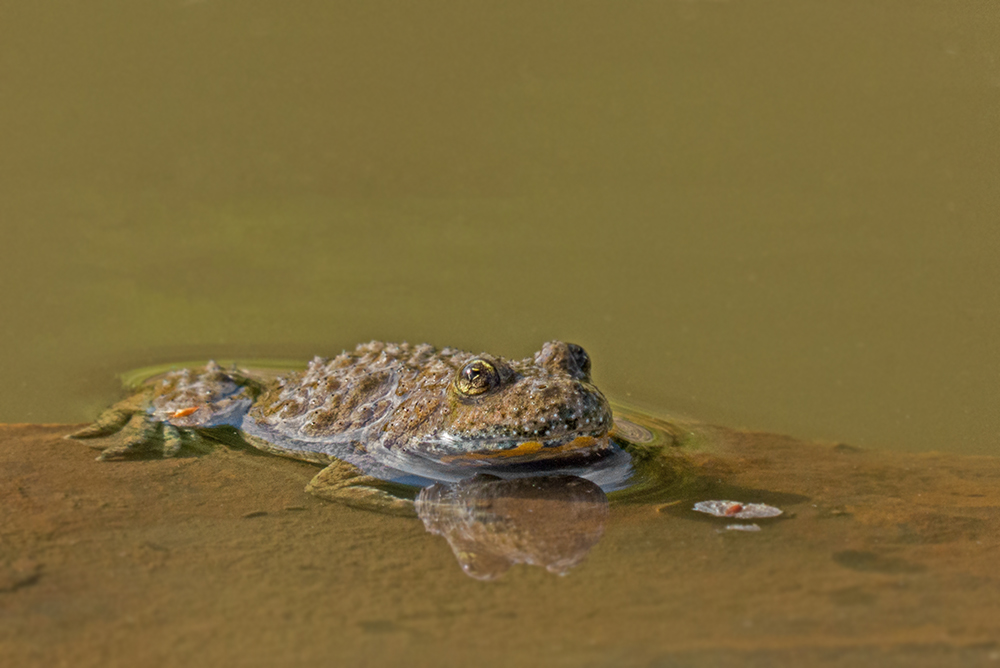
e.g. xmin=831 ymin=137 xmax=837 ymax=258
xmin=2 ymin=1 xmax=999 ymax=665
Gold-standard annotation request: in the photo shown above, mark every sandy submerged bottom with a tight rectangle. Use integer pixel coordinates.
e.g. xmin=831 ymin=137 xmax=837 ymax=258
xmin=2 ymin=424 xmax=1000 ymax=668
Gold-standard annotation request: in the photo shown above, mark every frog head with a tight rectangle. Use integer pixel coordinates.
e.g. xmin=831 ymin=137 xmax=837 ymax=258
xmin=422 ymin=341 xmax=614 ymax=467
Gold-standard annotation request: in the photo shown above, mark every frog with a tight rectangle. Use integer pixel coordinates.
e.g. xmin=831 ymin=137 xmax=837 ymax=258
xmin=69 ymin=340 xmax=661 ymax=516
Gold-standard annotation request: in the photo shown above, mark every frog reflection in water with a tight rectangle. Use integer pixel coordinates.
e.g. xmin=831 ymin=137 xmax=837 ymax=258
xmin=416 ymin=474 xmax=610 ymax=581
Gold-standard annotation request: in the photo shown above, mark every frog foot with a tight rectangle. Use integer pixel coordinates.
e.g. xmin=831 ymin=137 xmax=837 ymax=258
xmin=306 ymin=460 xmax=417 ymax=517
xmin=69 ymin=407 xmax=214 ymax=460
xmin=67 ymin=390 xmax=151 ymax=439
xmin=67 ymin=361 xmax=254 ymax=460
xmin=67 ymin=391 xmax=159 ymax=457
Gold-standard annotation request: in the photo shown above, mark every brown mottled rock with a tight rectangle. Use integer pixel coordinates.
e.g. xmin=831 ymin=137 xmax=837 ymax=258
xmin=3 ymin=418 xmax=1000 ymax=666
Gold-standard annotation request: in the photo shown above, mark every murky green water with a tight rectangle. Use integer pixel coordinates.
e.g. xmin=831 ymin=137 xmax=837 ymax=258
xmin=1 ymin=2 xmax=999 ymax=664
xmin=2 ymin=2 xmax=997 ymax=456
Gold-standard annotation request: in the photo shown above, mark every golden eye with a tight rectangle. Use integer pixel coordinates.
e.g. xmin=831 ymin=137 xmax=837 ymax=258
xmin=455 ymin=359 xmax=501 ymax=396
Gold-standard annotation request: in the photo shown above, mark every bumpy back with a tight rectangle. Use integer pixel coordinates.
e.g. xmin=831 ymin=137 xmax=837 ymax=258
xmin=248 ymin=341 xmax=472 ymax=448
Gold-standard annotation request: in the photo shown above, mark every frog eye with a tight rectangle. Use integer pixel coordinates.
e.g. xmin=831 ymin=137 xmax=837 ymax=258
xmin=567 ymin=343 xmax=591 ymax=379
xmin=455 ymin=359 xmax=501 ymax=397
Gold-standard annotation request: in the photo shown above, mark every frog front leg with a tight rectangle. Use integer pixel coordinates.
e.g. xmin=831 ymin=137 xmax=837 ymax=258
xmin=67 ymin=389 xmax=173 ymax=459
xmin=68 ymin=362 xmax=256 ymax=460
xmin=67 ymin=389 xmax=151 ymax=440
xmin=305 ymin=460 xmax=417 ymax=517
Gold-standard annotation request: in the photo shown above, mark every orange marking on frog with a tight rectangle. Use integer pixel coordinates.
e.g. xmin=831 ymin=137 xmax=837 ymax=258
xmin=443 ymin=435 xmax=601 ymax=463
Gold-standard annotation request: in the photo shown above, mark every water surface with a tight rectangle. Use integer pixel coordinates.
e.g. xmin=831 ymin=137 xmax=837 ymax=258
xmin=1 ymin=1 xmax=998 ymax=665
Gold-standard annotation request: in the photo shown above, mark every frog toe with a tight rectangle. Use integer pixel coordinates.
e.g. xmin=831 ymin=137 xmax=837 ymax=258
xmin=68 ymin=390 xmax=153 ymax=441
xmin=162 ymin=424 xmax=184 ymax=458
xmin=95 ymin=413 xmax=164 ymax=460
xmin=67 ymin=406 xmax=136 ymax=440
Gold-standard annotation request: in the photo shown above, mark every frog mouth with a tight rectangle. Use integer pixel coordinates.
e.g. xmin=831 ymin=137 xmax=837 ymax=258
xmin=437 ymin=433 xmax=612 ymax=465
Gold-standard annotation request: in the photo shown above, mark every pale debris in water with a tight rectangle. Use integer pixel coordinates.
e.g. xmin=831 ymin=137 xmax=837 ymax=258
xmin=724 ymin=523 xmax=761 ymax=532
xmin=693 ymin=500 xmax=783 ymax=519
